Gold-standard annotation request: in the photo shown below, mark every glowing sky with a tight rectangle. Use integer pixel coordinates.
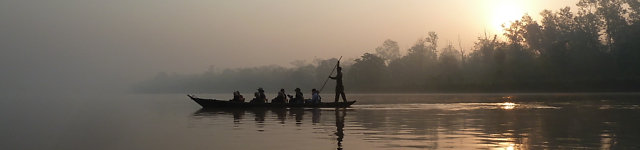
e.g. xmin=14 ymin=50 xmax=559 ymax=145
xmin=0 ymin=0 xmax=579 ymax=92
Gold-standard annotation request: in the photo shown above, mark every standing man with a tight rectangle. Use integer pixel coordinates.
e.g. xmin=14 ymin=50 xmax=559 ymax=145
xmin=329 ymin=61 xmax=347 ymax=102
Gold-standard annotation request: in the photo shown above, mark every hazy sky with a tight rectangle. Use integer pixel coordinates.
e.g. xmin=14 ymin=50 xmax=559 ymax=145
xmin=0 ymin=0 xmax=579 ymax=93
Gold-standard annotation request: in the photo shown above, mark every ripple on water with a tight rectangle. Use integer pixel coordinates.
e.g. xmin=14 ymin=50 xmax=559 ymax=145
xmin=352 ymin=102 xmax=561 ymax=111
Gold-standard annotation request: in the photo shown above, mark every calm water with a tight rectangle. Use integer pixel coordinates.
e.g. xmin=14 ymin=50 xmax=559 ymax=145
xmin=2 ymin=93 xmax=640 ymax=150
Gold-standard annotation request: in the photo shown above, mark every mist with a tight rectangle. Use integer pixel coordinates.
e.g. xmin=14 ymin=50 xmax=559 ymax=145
xmin=2 ymin=1 xmax=640 ymax=149
xmin=0 ymin=0 xmax=607 ymax=94
xmin=134 ymin=0 xmax=640 ymax=94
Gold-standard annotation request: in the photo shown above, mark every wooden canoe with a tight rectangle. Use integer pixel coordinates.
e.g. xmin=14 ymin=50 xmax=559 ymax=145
xmin=188 ymin=95 xmax=356 ymax=108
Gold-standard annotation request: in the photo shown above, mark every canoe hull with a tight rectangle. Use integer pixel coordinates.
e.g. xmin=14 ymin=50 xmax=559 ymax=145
xmin=188 ymin=95 xmax=356 ymax=108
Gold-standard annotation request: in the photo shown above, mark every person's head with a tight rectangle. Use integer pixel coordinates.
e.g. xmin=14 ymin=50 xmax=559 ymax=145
xmin=295 ymin=88 xmax=300 ymax=92
xmin=258 ymin=87 xmax=264 ymax=92
xmin=236 ymin=91 xmax=240 ymax=94
xmin=312 ymin=88 xmax=317 ymax=94
xmin=280 ymin=88 xmax=285 ymax=92
xmin=337 ymin=67 xmax=342 ymax=71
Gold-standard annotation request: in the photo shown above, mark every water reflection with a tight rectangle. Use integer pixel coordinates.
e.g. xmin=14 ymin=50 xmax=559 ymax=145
xmin=335 ymin=108 xmax=346 ymax=150
xmin=192 ymin=108 xmax=318 ymax=124
xmin=189 ymin=98 xmax=640 ymax=150
xmin=501 ymin=102 xmax=516 ymax=110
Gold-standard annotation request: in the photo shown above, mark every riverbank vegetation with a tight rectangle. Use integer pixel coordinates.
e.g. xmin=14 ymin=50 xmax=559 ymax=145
xmin=134 ymin=0 xmax=640 ymax=93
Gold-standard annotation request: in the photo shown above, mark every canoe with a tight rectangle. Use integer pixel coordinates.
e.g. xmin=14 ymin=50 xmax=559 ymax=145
xmin=188 ymin=95 xmax=356 ymax=108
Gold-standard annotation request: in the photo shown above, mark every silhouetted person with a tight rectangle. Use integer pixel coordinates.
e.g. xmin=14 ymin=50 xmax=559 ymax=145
xmin=311 ymin=88 xmax=322 ymax=103
xmin=272 ymin=88 xmax=287 ymax=103
xmin=258 ymin=87 xmax=267 ymax=103
xmin=288 ymin=88 xmax=304 ymax=103
xmin=232 ymin=91 xmax=245 ymax=102
xmin=329 ymin=61 xmax=347 ymax=102
xmin=280 ymin=88 xmax=288 ymax=103
xmin=250 ymin=92 xmax=263 ymax=103
xmin=335 ymin=108 xmax=346 ymax=150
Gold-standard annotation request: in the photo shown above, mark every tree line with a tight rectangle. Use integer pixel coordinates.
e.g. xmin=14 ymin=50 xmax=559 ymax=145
xmin=133 ymin=0 xmax=640 ymax=93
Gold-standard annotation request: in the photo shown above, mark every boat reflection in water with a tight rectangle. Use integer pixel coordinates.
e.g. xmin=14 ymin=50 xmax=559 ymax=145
xmin=192 ymin=107 xmax=329 ymax=125
xmin=191 ymin=107 xmax=349 ymax=150
xmin=335 ymin=108 xmax=346 ymax=150
xmin=189 ymin=98 xmax=640 ymax=150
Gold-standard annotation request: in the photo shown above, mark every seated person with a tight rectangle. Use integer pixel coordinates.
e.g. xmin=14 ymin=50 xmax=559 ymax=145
xmin=288 ymin=88 xmax=304 ymax=103
xmin=258 ymin=88 xmax=267 ymax=103
xmin=309 ymin=88 xmax=321 ymax=103
xmin=250 ymin=92 xmax=263 ymax=103
xmin=271 ymin=88 xmax=288 ymax=103
xmin=231 ymin=91 xmax=245 ymax=102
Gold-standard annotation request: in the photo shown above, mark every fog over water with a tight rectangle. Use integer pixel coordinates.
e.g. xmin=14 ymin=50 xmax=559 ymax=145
xmin=1 ymin=0 xmax=580 ymax=93
xmin=4 ymin=1 xmax=640 ymax=149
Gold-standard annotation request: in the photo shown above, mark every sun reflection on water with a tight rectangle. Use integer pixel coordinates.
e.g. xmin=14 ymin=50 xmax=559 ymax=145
xmin=492 ymin=142 xmax=517 ymax=150
xmin=506 ymin=144 xmax=515 ymax=150
xmin=186 ymin=94 xmax=640 ymax=149
xmin=502 ymin=102 xmax=516 ymax=110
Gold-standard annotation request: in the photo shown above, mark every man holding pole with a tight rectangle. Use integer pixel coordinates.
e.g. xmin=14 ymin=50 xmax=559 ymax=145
xmin=329 ymin=61 xmax=347 ymax=102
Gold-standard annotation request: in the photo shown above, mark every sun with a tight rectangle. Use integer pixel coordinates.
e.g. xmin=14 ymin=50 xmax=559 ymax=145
xmin=489 ymin=1 xmax=526 ymax=33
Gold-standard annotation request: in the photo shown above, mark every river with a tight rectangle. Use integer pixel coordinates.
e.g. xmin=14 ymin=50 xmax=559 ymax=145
xmin=1 ymin=93 xmax=639 ymax=150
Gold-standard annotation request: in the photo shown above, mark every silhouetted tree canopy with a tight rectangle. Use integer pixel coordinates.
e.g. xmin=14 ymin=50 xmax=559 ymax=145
xmin=375 ymin=39 xmax=401 ymax=65
xmin=133 ymin=0 xmax=640 ymax=93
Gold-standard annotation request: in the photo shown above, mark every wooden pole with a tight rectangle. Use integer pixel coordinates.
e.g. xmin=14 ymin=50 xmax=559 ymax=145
xmin=319 ymin=56 xmax=342 ymax=92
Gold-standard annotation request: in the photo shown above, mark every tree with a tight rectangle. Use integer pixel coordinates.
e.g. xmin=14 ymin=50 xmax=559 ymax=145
xmin=425 ymin=31 xmax=439 ymax=61
xmin=375 ymin=39 xmax=401 ymax=65
xmin=315 ymin=58 xmax=340 ymax=91
xmin=439 ymin=41 xmax=461 ymax=75
xmin=347 ymin=53 xmax=386 ymax=91
xmin=438 ymin=41 xmax=462 ymax=87
xmin=134 ymin=0 xmax=640 ymax=93
xmin=290 ymin=59 xmax=308 ymax=68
